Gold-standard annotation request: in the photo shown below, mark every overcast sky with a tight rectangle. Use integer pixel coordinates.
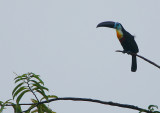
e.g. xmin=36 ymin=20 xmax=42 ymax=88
xmin=0 ymin=0 xmax=160 ymax=113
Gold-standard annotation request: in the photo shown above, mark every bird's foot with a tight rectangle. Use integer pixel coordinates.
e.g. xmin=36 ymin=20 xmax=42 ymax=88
xmin=122 ymin=50 xmax=127 ymax=54
xmin=122 ymin=50 xmax=131 ymax=55
xmin=126 ymin=51 xmax=132 ymax=55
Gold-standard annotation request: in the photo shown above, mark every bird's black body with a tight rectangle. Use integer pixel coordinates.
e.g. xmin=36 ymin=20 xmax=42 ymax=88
xmin=120 ymin=27 xmax=139 ymax=53
xmin=97 ymin=21 xmax=139 ymax=72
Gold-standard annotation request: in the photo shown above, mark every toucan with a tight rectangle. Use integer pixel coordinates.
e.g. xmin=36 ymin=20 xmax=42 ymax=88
xmin=97 ymin=21 xmax=139 ymax=72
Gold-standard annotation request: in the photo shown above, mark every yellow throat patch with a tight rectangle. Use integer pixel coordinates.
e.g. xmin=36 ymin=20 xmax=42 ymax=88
xmin=116 ymin=29 xmax=123 ymax=40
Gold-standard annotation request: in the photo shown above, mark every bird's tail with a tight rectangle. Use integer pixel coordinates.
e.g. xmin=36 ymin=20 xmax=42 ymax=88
xmin=131 ymin=55 xmax=137 ymax=72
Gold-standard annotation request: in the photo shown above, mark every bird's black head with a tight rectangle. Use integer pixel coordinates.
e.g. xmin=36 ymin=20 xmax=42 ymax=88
xmin=97 ymin=21 xmax=122 ymax=30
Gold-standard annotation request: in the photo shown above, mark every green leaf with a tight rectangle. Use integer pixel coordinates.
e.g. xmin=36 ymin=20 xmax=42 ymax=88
xmin=14 ymin=74 xmax=27 ymax=80
xmin=31 ymin=99 xmax=37 ymax=103
xmin=30 ymin=79 xmax=47 ymax=90
xmin=32 ymin=83 xmax=49 ymax=92
xmin=14 ymin=76 xmax=22 ymax=80
xmin=0 ymin=99 xmax=13 ymax=112
xmin=32 ymin=87 xmax=45 ymax=95
xmin=40 ymin=95 xmax=58 ymax=102
xmin=14 ymin=77 xmax=26 ymax=83
xmin=29 ymin=72 xmax=35 ymax=76
xmin=32 ymin=75 xmax=44 ymax=85
xmin=37 ymin=105 xmax=43 ymax=113
xmin=4 ymin=99 xmax=12 ymax=104
xmin=41 ymin=104 xmax=53 ymax=113
xmin=32 ymin=81 xmax=45 ymax=92
xmin=34 ymin=89 xmax=48 ymax=101
xmin=0 ymin=101 xmax=3 ymax=105
xmin=16 ymin=89 xmax=30 ymax=104
xmin=31 ymin=80 xmax=42 ymax=85
xmin=0 ymin=105 xmax=5 ymax=113
xmin=12 ymin=82 xmax=24 ymax=96
xmin=31 ymin=80 xmax=49 ymax=101
xmin=13 ymin=86 xmax=27 ymax=99
xmin=21 ymin=73 xmax=27 ymax=77
xmin=25 ymin=104 xmax=37 ymax=113
xmin=47 ymin=95 xmax=58 ymax=99
xmin=12 ymin=104 xmax=22 ymax=113
xmin=31 ymin=98 xmax=38 ymax=103
xmin=31 ymin=104 xmax=56 ymax=113
xmin=148 ymin=105 xmax=158 ymax=111
xmin=31 ymin=80 xmax=49 ymax=94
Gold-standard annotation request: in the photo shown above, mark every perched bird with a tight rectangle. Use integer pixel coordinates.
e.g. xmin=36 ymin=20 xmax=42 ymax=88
xmin=97 ymin=21 xmax=139 ymax=72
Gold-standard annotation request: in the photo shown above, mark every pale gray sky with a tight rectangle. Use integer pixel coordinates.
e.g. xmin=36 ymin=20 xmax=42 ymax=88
xmin=0 ymin=0 xmax=160 ymax=113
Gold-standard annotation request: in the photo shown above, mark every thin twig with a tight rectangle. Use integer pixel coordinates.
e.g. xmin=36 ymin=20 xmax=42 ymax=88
xmin=23 ymin=74 xmax=40 ymax=113
xmin=26 ymin=79 xmax=39 ymax=102
xmin=5 ymin=97 xmax=153 ymax=113
xmin=116 ymin=50 xmax=160 ymax=69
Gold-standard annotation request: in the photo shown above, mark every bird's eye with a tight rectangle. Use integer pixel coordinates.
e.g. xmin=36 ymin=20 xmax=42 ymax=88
xmin=117 ymin=23 xmax=122 ymax=29
xmin=114 ymin=22 xmax=120 ymax=29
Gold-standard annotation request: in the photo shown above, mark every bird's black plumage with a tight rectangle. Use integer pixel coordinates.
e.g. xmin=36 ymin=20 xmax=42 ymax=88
xmin=97 ymin=21 xmax=139 ymax=72
xmin=120 ymin=28 xmax=139 ymax=72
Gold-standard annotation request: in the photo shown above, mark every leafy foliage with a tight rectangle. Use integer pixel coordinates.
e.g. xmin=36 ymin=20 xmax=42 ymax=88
xmin=0 ymin=99 xmax=12 ymax=112
xmin=11 ymin=72 xmax=57 ymax=113
xmin=139 ymin=105 xmax=160 ymax=113
xmin=148 ymin=105 xmax=160 ymax=113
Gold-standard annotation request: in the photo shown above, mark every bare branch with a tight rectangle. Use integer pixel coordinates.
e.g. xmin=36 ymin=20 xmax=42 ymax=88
xmin=116 ymin=50 xmax=160 ymax=69
xmin=5 ymin=97 xmax=153 ymax=113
